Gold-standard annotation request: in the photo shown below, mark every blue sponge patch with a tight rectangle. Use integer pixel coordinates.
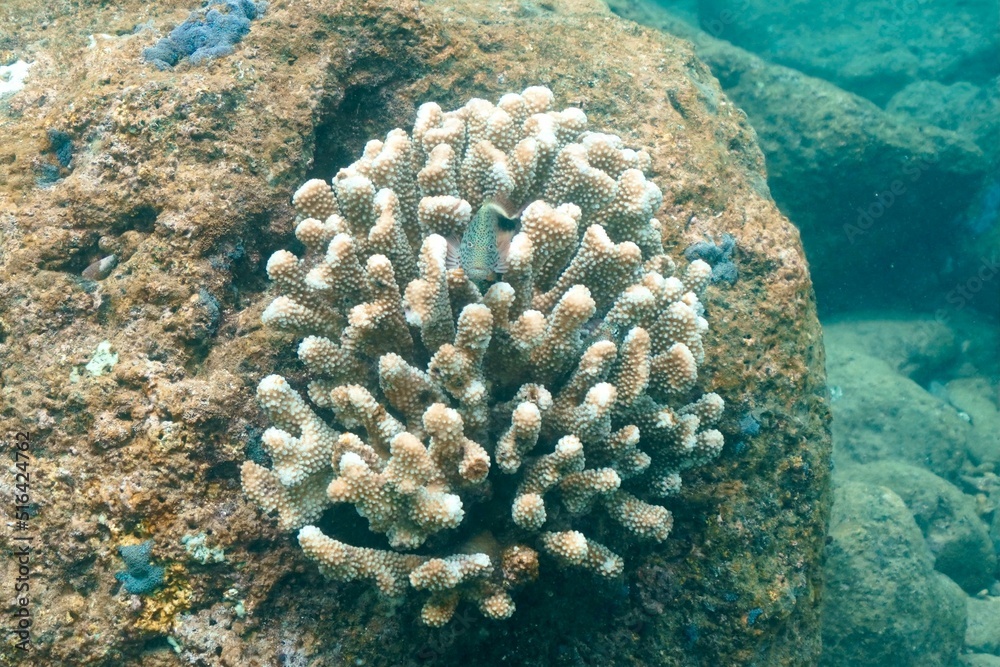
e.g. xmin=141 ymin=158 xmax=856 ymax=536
xmin=684 ymin=233 xmax=739 ymax=286
xmin=143 ymin=1 xmax=268 ymax=70
xmin=115 ymin=540 xmax=165 ymax=595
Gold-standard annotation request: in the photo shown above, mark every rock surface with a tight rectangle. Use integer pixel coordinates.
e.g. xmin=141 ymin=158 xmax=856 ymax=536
xmin=823 ymin=316 xmax=958 ymax=383
xmin=696 ymin=0 xmax=1000 ymax=105
xmin=994 ymin=512 xmax=1000 ymax=565
xmin=607 ymin=0 xmax=994 ymax=316
xmin=0 ymin=0 xmax=830 ymax=665
xmin=823 ymin=315 xmax=1000 ymax=486
xmin=820 ymin=481 xmax=967 ymax=667
xmin=966 ymin=596 xmax=1000 ymax=656
xmin=825 ymin=341 xmax=969 ymax=480
xmin=844 ymin=461 xmax=996 ymax=594
xmin=948 ymin=377 xmax=1000 ymax=469
xmin=963 ymin=655 xmax=1000 ymax=667
xmin=887 ymin=80 xmax=1000 ymax=154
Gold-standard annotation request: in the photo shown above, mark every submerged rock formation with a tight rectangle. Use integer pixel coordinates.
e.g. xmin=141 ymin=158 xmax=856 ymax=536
xmin=0 ymin=0 xmax=829 ymax=664
xmin=608 ymin=1 xmax=993 ymax=316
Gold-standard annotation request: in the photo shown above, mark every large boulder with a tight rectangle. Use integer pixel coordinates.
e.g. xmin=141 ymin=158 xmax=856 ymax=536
xmin=820 ymin=481 xmax=967 ymax=667
xmin=947 ymin=377 xmax=1000 ymax=469
xmin=820 ymin=316 xmax=1000 ymax=479
xmin=823 ymin=316 xmax=958 ymax=383
xmin=696 ymin=0 xmax=1000 ymax=106
xmin=966 ymin=596 xmax=1000 ymax=656
xmin=887 ymin=80 xmax=1000 ymax=158
xmin=606 ymin=0 xmax=988 ymax=315
xmin=0 ymin=0 xmax=831 ymax=664
xmin=825 ymin=342 xmax=970 ymax=480
xmin=963 ymin=655 xmax=1000 ymax=667
xmin=843 ymin=461 xmax=996 ymax=593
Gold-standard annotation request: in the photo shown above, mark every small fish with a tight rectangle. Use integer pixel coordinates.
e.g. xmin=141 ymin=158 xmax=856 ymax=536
xmin=447 ymin=195 xmax=521 ymax=288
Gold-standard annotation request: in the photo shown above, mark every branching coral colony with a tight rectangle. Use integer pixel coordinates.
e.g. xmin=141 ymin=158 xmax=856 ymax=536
xmin=241 ymin=86 xmax=725 ymax=626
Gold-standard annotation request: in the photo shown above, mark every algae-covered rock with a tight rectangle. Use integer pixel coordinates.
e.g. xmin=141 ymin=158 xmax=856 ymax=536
xmin=823 ymin=316 xmax=958 ymax=383
xmin=947 ymin=377 xmax=1000 ymax=469
xmin=962 ymin=655 xmax=1000 ymax=667
xmin=823 ymin=316 xmax=1000 ymax=484
xmin=826 ymin=346 xmax=969 ymax=480
xmin=963 ymin=654 xmax=1000 ymax=667
xmin=696 ymin=0 xmax=1000 ymax=106
xmin=994 ymin=512 xmax=1000 ymax=564
xmin=887 ymin=81 xmax=1000 ymax=155
xmin=607 ymin=0 xmax=988 ymax=316
xmin=820 ymin=481 xmax=966 ymax=667
xmin=843 ymin=461 xmax=996 ymax=593
xmin=966 ymin=596 xmax=1000 ymax=655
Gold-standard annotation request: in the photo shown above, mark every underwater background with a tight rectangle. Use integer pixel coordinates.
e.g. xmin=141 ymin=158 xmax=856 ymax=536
xmin=0 ymin=0 xmax=996 ymax=665
xmin=612 ymin=2 xmax=1000 ymax=664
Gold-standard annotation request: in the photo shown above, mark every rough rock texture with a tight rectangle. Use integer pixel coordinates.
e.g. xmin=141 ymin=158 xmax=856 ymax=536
xmin=696 ymin=48 xmax=986 ymax=315
xmin=821 ymin=481 xmax=967 ymax=667
xmin=947 ymin=377 xmax=1000 ymax=469
xmin=994 ymin=511 xmax=1000 ymax=565
xmin=825 ymin=339 xmax=970 ymax=481
xmin=824 ymin=313 xmax=1000 ymax=604
xmin=966 ymin=596 xmax=1000 ymax=656
xmin=887 ymin=80 xmax=1000 ymax=156
xmin=823 ymin=315 xmax=1000 ymax=490
xmin=844 ymin=461 xmax=996 ymax=594
xmin=823 ymin=316 xmax=959 ymax=384
xmin=963 ymin=654 xmax=1000 ymax=667
xmin=696 ymin=0 xmax=1000 ymax=105
xmin=0 ymin=0 xmax=830 ymax=665
xmin=607 ymin=0 xmax=994 ymax=316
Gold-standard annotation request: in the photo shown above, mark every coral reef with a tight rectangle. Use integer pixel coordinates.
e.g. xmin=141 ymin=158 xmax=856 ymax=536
xmin=242 ymin=86 xmax=727 ymax=625
xmin=0 ymin=0 xmax=830 ymax=663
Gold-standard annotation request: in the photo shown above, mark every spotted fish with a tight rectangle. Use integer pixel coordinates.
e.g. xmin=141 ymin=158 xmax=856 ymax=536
xmin=447 ymin=197 xmax=520 ymax=288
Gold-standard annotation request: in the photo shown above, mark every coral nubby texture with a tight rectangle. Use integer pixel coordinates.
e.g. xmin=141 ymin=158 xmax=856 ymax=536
xmin=241 ymin=86 xmax=727 ymax=626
